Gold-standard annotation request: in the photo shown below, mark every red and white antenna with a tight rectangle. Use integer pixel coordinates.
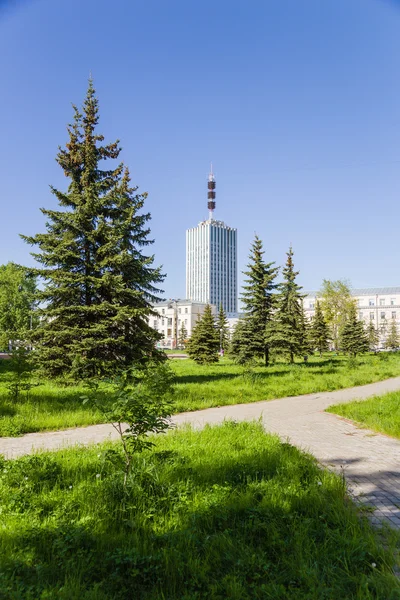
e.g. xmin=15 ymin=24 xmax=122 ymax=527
xmin=207 ymin=163 xmax=216 ymax=220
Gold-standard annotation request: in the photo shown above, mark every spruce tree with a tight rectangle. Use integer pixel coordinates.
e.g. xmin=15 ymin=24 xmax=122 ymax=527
xmin=239 ymin=236 xmax=278 ymax=365
xmin=385 ymin=318 xmax=399 ymax=350
xmin=309 ymin=301 xmax=330 ymax=356
xmin=341 ymin=304 xmax=369 ymax=357
xmin=366 ymin=321 xmax=379 ymax=352
xmin=22 ymin=81 xmax=164 ymax=379
xmin=216 ymin=303 xmax=230 ymax=352
xmin=186 ymin=305 xmax=219 ymax=364
xmin=230 ymin=317 xmax=259 ymax=364
xmin=265 ymin=246 xmax=304 ymax=364
xmin=178 ymin=322 xmax=188 ymax=349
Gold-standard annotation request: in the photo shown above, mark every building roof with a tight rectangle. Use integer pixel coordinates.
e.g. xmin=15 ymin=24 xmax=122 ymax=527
xmin=153 ymin=299 xmax=214 ymax=307
xmin=304 ymin=287 xmax=400 ymax=298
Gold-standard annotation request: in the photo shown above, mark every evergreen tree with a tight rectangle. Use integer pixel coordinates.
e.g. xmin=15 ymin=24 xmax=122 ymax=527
xmin=340 ymin=304 xmax=369 ymax=357
xmin=178 ymin=322 xmax=188 ymax=349
xmin=366 ymin=321 xmax=379 ymax=352
xmin=0 ymin=263 xmax=38 ymax=350
xmin=22 ymin=81 xmax=164 ymax=379
xmin=238 ymin=236 xmax=278 ymax=365
xmin=216 ymin=303 xmax=230 ymax=352
xmin=265 ymin=246 xmax=304 ymax=364
xmin=309 ymin=301 xmax=330 ymax=356
xmin=186 ymin=305 xmax=219 ymax=364
xmin=385 ymin=318 xmax=399 ymax=350
xmin=229 ymin=317 xmax=258 ymax=364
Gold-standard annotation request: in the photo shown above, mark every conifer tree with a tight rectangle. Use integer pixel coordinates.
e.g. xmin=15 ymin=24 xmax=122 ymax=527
xmin=265 ymin=246 xmax=304 ymax=364
xmin=216 ymin=303 xmax=230 ymax=352
xmin=385 ymin=318 xmax=399 ymax=350
xmin=309 ymin=301 xmax=330 ymax=356
xmin=22 ymin=81 xmax=164 ymax=379
xmin=186 ymin=305 xmax=219 ymax=364
xmin=366 ymin=321 xmax=379 ymax=352
xmin=178 ymin=322 xmax=188 ymax=349
xmin=340 ymin=304 xmax=369 ymax=357
xmin=238 ymin=236 xmax=278 ymax=365
xmin=229 ymin=318 xmax=258 ymax=364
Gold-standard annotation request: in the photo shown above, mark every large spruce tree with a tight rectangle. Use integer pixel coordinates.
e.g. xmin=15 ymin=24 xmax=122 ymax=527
xmin=238 ymin=236 xmax=278 ymax=365
xmin=309 ymin=301 xmax=330 ymax=356
xmin=186 ymin=305 xmax=219 ymax=364
xmin=340 ymin=304 xmax=369 ymax=357
xmin=366 ymin=321 xmax=379 ymax=352
xmin=22 ymin=81 xmax=164 ymax=379
xmin=265 ymin=246 xmax=304 ymax=364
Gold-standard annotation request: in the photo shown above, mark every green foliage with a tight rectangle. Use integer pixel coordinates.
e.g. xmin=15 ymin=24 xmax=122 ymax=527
xmin=0 ymin=263 xmax=37 ymax=350
xmin=265 ymin=246 xmax=305 ymax=364
xmin=319 ymin=279 xmax=354 ymax=351
xmin=177 ymin=322 xmax=188 ymax=349
xmin=341 ymin=304 xmax=369 ymax=357
xmin=186 ymin=304 xmax=219 ymax=364
xmin=328 ymin=390 xmax=400 ymax=440
xmin=83 ymin=362 xmax=174 ymax=483
xmin=309 ymin=301 xmax=330 ymax=356
xmin=237 ymin=236 xmax=278 ymax=365
xmin=6 ymin=344 xmax=35 ymax=402
xmin=21 ymin=81 xmax=164 ymax=380
xmin=385 ymin=318 xmax=399 ymax=350
xmin=0 ymin=423 xmax=398 ymax=599
xmin=216 ymin=303 xmax=230 ymax=351
xmin=229 ymin=318 xmax=258 ymax=364
xmin=366 ymin=321 xmax=380 ymax=352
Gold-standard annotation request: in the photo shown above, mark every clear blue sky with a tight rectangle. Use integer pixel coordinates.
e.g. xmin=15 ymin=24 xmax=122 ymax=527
xmin=1 ymin=0 xmax=400 ymax=299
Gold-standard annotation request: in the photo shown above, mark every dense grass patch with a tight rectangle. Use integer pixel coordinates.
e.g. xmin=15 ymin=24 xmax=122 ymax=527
xmin=328 ymin=390 xmax=400 ymax=439
xmin=0 ymin=422 xmax=399 ymax=599
xmin=2 ymin=352 xmax=400 ymax=436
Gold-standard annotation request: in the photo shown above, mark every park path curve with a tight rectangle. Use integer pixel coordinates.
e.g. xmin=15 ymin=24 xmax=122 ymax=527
xmin=1 ymin=376 xmax=400 ymax=529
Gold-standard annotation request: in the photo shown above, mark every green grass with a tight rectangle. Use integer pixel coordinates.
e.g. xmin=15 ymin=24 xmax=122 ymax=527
xmin=2 ymin=352 xmax=400 ymax=437
xmin=327 ymin=390 xmax=400 ymax=439
xmin=0 ymin=422 xmax=399 ymax=599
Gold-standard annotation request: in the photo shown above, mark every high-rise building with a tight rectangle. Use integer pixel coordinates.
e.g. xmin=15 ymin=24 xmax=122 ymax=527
xmin=186 ymin=167 xmax=237 ymax=315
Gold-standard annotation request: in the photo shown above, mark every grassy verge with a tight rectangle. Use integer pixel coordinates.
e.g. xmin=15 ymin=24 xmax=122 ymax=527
xmin=2 ymin=353 xmax=400 ymax=436
xmin=0 ymin=422 xmax=398 ymax=599
xmin=327 ymin=390 xmax=400 ymax=439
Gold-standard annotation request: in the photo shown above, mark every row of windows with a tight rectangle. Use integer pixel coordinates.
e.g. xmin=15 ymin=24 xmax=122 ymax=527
xmin=153 ymin=319 xmax=188 ymax=328
xmin=359 ymin=312 xmax=397 ymax=320
xmin=159 ymin=307 xmax=189 ymax=316
xmin=310 ymin=299 xmax=398 ymax=309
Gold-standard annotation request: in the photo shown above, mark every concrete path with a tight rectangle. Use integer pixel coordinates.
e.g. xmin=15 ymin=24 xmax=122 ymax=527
xmin=1 ymin=376 xmax=400 ymax=529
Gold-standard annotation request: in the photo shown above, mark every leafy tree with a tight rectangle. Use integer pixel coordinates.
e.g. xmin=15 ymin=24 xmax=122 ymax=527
xmin=186 ymin=304 xmax=219 ymax=364
xmin=178 ymin=322 xmax=188 ymax=349
xmin=309 ymin=301 xmax=330 ymax=356
xmin=366 ymin=321 xmax=379 ymax=352
xmin=318 ymin=279 xmax=354 ymax=351
xmin=22 ymin=81 xmax=164 ymax=380
xmin=6 ymin=343 xmax=35 ymax=402
xmin=0 ymin=263 xmax=38 ymax=350
xmin=385 ymin=318 xmax=399 ymax=350
xmin=340 ymin=303 xmax=368 ymax=357
xmin=216 ymin=303 xmax=230 ymax=352
xmin=238 ymin=236 xmax=278 ymax=366
xmin=265 ymin=246 xmax=304 ymax=364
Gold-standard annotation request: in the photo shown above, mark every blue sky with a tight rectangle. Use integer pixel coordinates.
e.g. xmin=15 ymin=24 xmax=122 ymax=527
xmin=0 ymin=0 xmax=399 ymax=298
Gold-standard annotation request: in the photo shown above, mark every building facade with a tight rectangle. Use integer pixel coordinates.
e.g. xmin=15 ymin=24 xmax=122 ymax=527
xmin=304 ymin=287 xmax=400 ymax=347
xmin=186 ymin=169 xmax=237 ymax=315
xmin=150 ymin=300 xmax=217 ymax=349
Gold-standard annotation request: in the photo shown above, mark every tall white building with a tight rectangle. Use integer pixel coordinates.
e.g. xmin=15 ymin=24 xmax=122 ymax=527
xmin=186 ymin=168 xmax=237 ymax=315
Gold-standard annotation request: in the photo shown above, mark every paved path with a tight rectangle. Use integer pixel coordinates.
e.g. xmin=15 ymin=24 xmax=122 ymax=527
xmin=1 ymin=377 xmax=400 ymax=529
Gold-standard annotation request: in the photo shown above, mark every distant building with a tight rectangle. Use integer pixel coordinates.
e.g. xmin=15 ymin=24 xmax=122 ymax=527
xmin=304 ymin=287 xmax=400 ymax=347
xmin=150 ymin=300 xmax=217 ymax=349
xmin=186 ymin=167 xmax=237 ymax=315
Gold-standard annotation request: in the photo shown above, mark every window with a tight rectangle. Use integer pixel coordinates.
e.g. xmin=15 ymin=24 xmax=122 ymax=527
xmin=153 ymin=320 xmax=158 ymax=329
xmin=309 ymin=302 xmax=315 ymax=309
xmin=185 ymin=308 xmax=188 ymax=314
xmin=162 ymin=309 xmax=165 ymax=315
xmin=167 ymin=328 xmax=172 ymax=337
xmin=381 ymin=312 xmax=386 ymax=320
xmin=392 ymin=311 xmax=396 ymax=319
xmin=161 ymin=318 xmax=164 ymax=326
xmin=380 ymin=298 xmax=385 ymax=306
xmin=369 ymin=299 xmax=375 ymax=306
xmin=184 ymin=319 xmax=187 ymax=325
xmin=359 ymin=312 xmax=363 ymax=320
xmin=167 ymin=318 xmax=172 ymax=326
xmin=370 ymin=313 xmax=374 ymax=320
xmin=178 ymin=308 xmax=181 ymax=314
xmin=391 ymin=298 xmax=396 ymax=306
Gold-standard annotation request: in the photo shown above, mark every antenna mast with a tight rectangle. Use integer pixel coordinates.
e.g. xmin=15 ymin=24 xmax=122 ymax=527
xmin=207 ymin=163 xmax=216 ymax=220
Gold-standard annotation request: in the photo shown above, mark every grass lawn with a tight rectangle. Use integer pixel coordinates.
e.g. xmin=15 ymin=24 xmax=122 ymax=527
xmin=0 ymin=421 xmax=399 ymax=599
xmin=327 ymin=390 xmax=400 ymax=440
xmin=2 ymin=352 xmax=400 ymax=436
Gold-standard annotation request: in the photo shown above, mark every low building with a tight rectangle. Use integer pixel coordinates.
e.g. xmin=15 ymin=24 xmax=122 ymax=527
xmin=150 ymin=300 xmax=217 ymax=349
xmin=304 ymin=287 xmax=400 ymax=347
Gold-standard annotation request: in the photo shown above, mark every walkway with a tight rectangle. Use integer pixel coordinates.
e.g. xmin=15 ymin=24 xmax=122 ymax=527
xmin=1 ymin=377 xmax=400 ymax=529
